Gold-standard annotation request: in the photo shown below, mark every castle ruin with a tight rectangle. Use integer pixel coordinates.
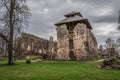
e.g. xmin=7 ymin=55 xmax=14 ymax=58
xmin=15 ymin=33 xmax=57 ymax=60
xmin=14 ymin=11 xmax=98 ymax=60
xmin=55 ymin=11 xmax=98 ymax=60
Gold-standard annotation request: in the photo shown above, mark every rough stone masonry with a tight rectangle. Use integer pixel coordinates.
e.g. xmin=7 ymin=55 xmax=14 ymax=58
xmin=55 ymin=11 xmax=98 ymax=60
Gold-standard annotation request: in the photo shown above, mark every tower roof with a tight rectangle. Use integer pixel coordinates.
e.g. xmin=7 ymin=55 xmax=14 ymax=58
xmin=64 ymin=11 xmax=82 ymax=17
xmin=55 ymin=11 xmax=92 ymax=29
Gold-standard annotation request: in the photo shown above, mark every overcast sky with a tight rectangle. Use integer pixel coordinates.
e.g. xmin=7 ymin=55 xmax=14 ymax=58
xmin=27 ymin=0 xmax=120 ymax=46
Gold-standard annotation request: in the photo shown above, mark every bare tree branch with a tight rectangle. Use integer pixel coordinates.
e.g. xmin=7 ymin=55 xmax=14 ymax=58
xmin=0 ymin=32 xmax=8 ymax=42
xmin=118 ymin=10 xmax=120 ymax=30
xmin=0 ymin=0 xmax=31 ymax=65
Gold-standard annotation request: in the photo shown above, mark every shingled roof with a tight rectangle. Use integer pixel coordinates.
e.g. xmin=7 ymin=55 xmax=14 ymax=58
xmin=55 ymin=11 xmax=92 ymax=29
xmin=64 ymin=11 xmax=82 ymax=17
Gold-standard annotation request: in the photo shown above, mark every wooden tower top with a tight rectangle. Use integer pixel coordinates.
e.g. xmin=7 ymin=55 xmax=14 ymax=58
xmin=55 ymin=11 xmax=92 ymax=29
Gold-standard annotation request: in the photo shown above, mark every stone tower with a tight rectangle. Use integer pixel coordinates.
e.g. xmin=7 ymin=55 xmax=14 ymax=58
xmin=55 ymin=11 xmax=98 ymax=60
xmin=48 ymin=36 xmax=57 ymax=60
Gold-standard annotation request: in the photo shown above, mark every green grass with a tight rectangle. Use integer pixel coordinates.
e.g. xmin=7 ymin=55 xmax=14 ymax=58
xmin=0 ymin=61 xmax=120 ymax=80
xmin=18 ymin=55 xmax=44 ymax=61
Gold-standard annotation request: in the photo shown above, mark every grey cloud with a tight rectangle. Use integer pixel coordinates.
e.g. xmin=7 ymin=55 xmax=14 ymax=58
xmin=89 ymin=14 xmax=117 ymax=24
xmin=27 ymin=0 xmax=120 ymax=44
xmin=71 ymin=0 xmax=120 ymax=24
xmin=108 ymin=30 xmax=120 ymax=36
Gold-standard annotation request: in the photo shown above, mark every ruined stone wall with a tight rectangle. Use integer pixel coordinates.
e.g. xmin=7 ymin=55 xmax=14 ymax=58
xmin=48 ymin=36 xmax=57 ymax=60
xmin=56 ymin=23 xmax=98 ymax=60
xmin=88 ymin=31 xmax=98 ymax=57
xmin=56 ymin=24 xmax=70 ymax=60
xmin=20 ymin=33 xmax=48 ymax=55
xmin=73 ymin=23 xmax=89 ymax=60
xmin=16 ymin=33 xmax=57 ymax=58
xmin=74 ymin=23 xmax=98 ymax=59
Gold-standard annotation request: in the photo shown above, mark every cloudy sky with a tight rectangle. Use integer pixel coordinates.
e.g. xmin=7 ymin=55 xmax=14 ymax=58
xmin=27 ymin=0 xmax=120 ymax=46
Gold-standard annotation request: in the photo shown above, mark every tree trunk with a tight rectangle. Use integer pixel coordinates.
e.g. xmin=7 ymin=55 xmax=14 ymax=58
xmin=8 ymin=0 xmax=15 ymax=65
xmin=8 ymin=43 xmax=13 ymax=65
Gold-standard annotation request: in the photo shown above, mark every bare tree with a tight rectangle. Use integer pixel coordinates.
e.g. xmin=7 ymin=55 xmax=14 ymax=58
xmin=105 ymin=38 xmax=120 ymax=55
xmin=105 ymin=38 xmax=115 ymax=49
xmin=118 ymin=10 xmax=120 ymax=30
xmin=116 ymin=37 xmax=120 ymax=54
xmin=0 ymin=0 xmax=30 ymax=65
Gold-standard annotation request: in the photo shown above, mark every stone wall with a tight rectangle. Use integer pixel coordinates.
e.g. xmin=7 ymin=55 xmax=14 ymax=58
xmin=56 ymin=22 xmax=98 ymax=60
xmin=15 ymin=33 xmax=57 ymax=59
xmin=56 ymin=24 xmax=70 ymax=60
xmin=55 ymin=11 xmax=98 ymax=60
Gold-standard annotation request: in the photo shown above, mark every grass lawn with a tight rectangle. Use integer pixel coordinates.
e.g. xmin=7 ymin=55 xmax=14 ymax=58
xmin=0 ymin=61 xmax=120 ymax=80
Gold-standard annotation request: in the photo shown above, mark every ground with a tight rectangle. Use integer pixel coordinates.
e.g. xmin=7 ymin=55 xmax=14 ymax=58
xmin=0 ymin=61 xmax=120 ymax=80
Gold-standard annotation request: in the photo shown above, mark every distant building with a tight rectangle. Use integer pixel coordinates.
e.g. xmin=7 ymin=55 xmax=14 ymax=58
xmin=55 ymin=11 xmax=98 ymax=60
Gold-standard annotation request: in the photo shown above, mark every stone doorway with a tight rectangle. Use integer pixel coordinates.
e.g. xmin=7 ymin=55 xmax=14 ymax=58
xmin=69 ymin=51 xmax=76 ymax=60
